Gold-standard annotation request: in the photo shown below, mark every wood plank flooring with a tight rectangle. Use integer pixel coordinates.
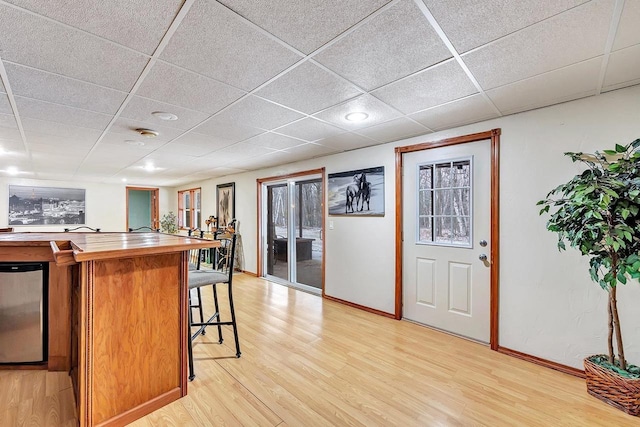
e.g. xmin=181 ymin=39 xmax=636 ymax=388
xmin=2 ymin=273 xmax=638 ymax=426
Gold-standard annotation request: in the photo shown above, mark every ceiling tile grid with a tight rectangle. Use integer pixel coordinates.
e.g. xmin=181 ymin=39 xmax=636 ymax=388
xmin=159 ymin=0 xmax=302 ymax=91
xmin=461 ymin=0 xmax=615 ymax=90
xmin=0 ymin=0 xmax=638 ymax=185
xmin=0 ymin=3 xmax=150 ymax=91
xmin=314 ymin=0 xmax=452 ymax=91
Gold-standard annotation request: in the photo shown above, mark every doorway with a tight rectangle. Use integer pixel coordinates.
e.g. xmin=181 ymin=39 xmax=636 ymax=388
xmin=126 ymin=187 xmax=159 ymax=231
xmin=395 ymin=130 xmax=500 ymax=348
xmin=258 ymin=169 xmax=324 ymax=294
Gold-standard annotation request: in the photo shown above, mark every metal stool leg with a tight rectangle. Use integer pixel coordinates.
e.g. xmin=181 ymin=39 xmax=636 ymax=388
xmin=212 ymin=284 xmax=223 ymax=343
xmin=187 ymin=293 xmax=196 ymax=381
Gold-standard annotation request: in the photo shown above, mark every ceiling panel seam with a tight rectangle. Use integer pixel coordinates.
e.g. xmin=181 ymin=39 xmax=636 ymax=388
xmin=596 ymin=0 xmax=626 ymax=95
xmin=0 ymin=56 xmax=31 ymax=159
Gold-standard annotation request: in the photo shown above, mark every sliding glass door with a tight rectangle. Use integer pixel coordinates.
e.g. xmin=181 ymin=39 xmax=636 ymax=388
xmin=263 ymin=174 xmax=323 ymax=292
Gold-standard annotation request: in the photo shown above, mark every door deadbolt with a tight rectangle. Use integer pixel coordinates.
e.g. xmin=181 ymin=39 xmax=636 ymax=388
xmin=479 ymin=240 xmax=487 ymax=247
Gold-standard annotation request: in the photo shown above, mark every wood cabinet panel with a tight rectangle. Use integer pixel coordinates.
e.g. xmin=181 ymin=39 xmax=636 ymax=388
xmin=88 ymin=253 xmax=182 ymax=425
xmin=48 ymin=263 xmax=71 ymax=371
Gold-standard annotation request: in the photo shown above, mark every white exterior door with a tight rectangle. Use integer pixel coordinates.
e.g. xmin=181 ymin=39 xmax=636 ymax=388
xmin=402 ymin=139 xmax=491 ymax=343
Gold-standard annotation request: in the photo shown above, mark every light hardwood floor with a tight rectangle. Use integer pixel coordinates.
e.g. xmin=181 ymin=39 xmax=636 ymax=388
xmin=2 ymin=273 xmax=638 ymax=426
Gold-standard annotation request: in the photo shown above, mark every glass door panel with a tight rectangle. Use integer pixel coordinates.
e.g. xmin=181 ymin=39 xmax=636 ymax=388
xmin=294 ymin=179 xmax=322 ymax=289
xmin=266 ymin=184 xmax=288 ymax=282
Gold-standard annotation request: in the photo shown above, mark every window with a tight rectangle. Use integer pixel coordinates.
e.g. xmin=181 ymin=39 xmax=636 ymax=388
xmin=178 ymin=188 xmax=201 ymax=229
xmin=417 ymin=158 xmax=472 ymax=247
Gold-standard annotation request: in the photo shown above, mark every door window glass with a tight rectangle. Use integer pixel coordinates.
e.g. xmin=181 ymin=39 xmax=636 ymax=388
xmin=418 ymin=158 xmax=472 ymax=247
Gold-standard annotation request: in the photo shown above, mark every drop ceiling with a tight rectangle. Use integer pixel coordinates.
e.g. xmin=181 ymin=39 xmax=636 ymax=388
xmin=0 ymin=0 xmax=638 ymax=186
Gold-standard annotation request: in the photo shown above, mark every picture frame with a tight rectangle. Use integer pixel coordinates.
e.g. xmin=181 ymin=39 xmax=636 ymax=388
xmin=216 ymin=182 xmax=235 ymax=228
xmin=8 ymin=185 xmax=86 ymax=225
xmin=328 ymin=166 xmax=385 ymax=216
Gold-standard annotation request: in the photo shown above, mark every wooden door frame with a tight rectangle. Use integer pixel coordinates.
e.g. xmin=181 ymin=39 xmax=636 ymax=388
xmin=256 ymin=168 xmax=325 ymax=295
xmin=126 ymin=187 xmax=160 ymax=231
xmin=395 ymin=129 xmax=501 ymax=350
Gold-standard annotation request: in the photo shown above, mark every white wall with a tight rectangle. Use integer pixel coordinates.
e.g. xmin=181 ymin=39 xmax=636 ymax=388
xmin=176 ymin=85 xmax=640 ymax=370
xmin=1 ymin=178 xmax=173 ymax=232
xmin=6 ymin=85 xmax=628 ymax=370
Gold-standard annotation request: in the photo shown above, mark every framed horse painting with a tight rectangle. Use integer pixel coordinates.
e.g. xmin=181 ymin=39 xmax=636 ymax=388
xmin=216 ymin=182 xmax=235 ymax=228
xmin=328 ymin=166 xmax=384 ymax=216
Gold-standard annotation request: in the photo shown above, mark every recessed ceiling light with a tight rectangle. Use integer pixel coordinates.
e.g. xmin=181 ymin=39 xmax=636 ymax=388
xmin=6 ymin=166 xmax=18 ymax=175
xmin=144 ymin=163 xmax=156 ymax=172
xmin=136 ymin=128 xmax=159 ymax=138
xmin=345 ymin=112 xmax=369 ymax=122
xmin=152 ymin=111 xmax=178 ymax=121
xmin=121 ymin=178 xmax=127 ymax=182
xmin=125 ymin=139 xmax=145 ymax=146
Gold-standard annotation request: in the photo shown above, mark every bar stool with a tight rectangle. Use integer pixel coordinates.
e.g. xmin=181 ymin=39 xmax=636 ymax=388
xmin=187 ymin=231 xmax=241 ymax=381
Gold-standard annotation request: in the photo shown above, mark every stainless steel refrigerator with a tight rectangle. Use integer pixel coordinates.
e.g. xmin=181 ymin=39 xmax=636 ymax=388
xmin=0 ymin=262 xmax=48 ymax=364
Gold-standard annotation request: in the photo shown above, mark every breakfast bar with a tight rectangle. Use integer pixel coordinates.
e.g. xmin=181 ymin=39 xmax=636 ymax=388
xmin=0 ymin=232 xmax=218 ymax=427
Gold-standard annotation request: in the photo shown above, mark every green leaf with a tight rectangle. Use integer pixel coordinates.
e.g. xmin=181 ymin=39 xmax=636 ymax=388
xmin=622 ymin=209 xmax=630 ymax=220
xmin=603 ymin=149 xmax=618 ymax=155
xmin=615 ymin=144 xmax=627 ymax=153
xmin=557 ymin=241 xmax=566 ymax=251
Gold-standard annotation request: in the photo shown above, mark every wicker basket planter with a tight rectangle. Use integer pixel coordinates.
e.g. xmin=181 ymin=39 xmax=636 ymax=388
xmin=584 ymin=355 xmax=640 ymax=416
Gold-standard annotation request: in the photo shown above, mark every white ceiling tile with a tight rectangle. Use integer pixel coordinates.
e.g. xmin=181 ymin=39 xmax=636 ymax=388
xmin=315 ymin=132 xmax=380 ymax=151
xmin=16 ymin=97 xmax=111 ymax=130
xmin=244 ymin=133 xmax=306 ymax=150
xmin=612 ymin=0 xmax=640 ymax=51
xmin=173 ymin=132 xmax=236 ymax=152
xmin=99 ymin=132 xmax=164 ymax=151
xmin=33 ymin=171 xmax=76 ymax=181
xmin=410 ymin=94 xmax=499 ymax=131
xmin=208 ymin=141 xmax=277 ymax=160
xmin=314 ymin=0 xmax=451 ymax=90
xmin=486 ymin=58 xmax=601 ymax=115
xmin=120 ymin=96 xmax=210 ymax=131
xmin=193 ymin=119 xmax=263 ymax=143
xmin=217 ymin=0 xmax=390 ymax=54
xmin=0 ymin=4 xmax=150 ymax=91
xmin=0 ymin=114 xmax=18 ymax=130
xmin=109 ymin=117 xmax=185 ymax=142
xmin=356 ymin=117 xmax=431 ymax=143
xmin=424 ymin=0 xmax=588 ymax=53
xmin=228 ymin=151 xmax=286 ymax=170
xmin=312 ymin=94 xmax=402 ymax=131
xmin=282 ymin=142 xmax=342 ymax=158
xmin=372 ymin=60 xmax=477 ymax=114
xmin=29 ymin=142 xmax=91 ymax=156
xmin=255 ymin=61 xmax=362 ymax=114
xmin=275 ymin=118 xmax=345 ymax=142
xmin=216 ymin=96 xmax=304 ymax=132
xmin=0 ymin=95 xmax=13 ymax=115
xmin=160 ymin=0 xmax=302 ymax=91
xmin=603 ymin=44 xmax=640 ymax=91
xmin=137 ymin=62 xmax=246 ymax=115
xmin=462 ymin=0 xmax=614 ymax=89
xmin=20 ymin=117 xmax=102 ymax=141
xmin=4 ymin=62 xmax=127 ymax=115
xmin=5 ymin=0 xmax=183 ymax=54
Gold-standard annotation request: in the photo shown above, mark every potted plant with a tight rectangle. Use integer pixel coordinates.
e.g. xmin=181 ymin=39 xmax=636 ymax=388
xmin=538 ymin=138 xmax=640 ymax=415
xmin=160 ymin=211 xmax=178 ymax=234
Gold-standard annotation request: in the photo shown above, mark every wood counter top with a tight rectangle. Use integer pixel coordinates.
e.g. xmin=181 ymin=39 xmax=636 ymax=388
xmin=0 ymin=232 xmax=218 ymax=263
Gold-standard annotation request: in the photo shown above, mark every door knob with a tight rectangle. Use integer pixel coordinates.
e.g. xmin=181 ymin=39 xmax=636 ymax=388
xmin=479 ymin=254 xmax=488 ymax=262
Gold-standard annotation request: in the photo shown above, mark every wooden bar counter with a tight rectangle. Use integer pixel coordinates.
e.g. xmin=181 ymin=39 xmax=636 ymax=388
xmin=0 ymin=232 xmax=218 ymax=427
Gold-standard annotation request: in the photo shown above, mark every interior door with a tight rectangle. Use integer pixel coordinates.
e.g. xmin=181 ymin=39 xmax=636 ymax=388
xmin=127 ymin=187 xmax=159 ymax=230
xmin=402 ymin=139 xmax=491 ymax=343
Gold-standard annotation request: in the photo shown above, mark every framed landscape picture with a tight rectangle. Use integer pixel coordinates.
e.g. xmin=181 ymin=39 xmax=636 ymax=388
xmin=216 ymin=182 xmax=235 ymax=228
xmin=328 ymin=166 xmax=384 ymax=216
xmin=8 ymin=185 xmax=86 ymax=225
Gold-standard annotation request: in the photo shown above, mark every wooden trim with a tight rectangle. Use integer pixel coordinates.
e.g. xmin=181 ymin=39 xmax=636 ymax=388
xmin=498 ymin=346 xmax=586 ymax=378
xmin=324 ymin=294 xmax=395 ymax=318
xmin=394 ymin=146 xmax=403 ymax=320
xmin=48 ymin=263 xmax=71 ymax=371
xmin=177 ymin=187 xmax=202 ymax=230
xmin=395 ymin=129 xmax=501 ymax=350
xmin=256 ymin=167 xmax=325 ymax=284
xmin=180 ymin=252 xmax=188 ymax=396
xmin=95 ymin=388 xmax=182 ymax=427
xmin=395 ymin=130 xmax=497 ymax=154
xmin=0 ymin=363 xmax=47 ymax=370
xmin=490 ymin=129 xmax=501 ymax=350
xmin=241 ymin=270 xmax=258 ymax=277
xmin=320 ymin=168 xmax=326 ymax=297
xmin=126 ymin=187 xmax=160 ymax=231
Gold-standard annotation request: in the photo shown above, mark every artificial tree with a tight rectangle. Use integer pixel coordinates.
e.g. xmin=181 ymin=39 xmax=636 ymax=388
xmin=160 ymin=211 xmax=178 ymax=234
xmin=538 ymin=138 xmax=640 ymax=375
